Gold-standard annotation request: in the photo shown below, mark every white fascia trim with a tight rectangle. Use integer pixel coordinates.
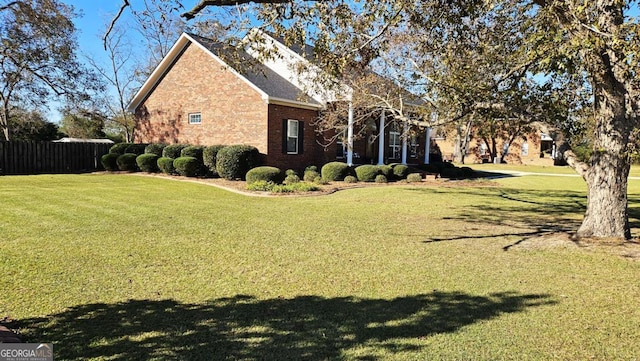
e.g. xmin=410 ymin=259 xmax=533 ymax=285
xmin=268 ymin=96 xmax=325 ymax=111
xmin=127 ymin=33 xmax=192 ymax=113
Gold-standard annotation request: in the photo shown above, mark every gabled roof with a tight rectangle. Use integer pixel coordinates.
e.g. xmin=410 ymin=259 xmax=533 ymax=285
xmin=127 ymin=32 xmax=323 ymax=113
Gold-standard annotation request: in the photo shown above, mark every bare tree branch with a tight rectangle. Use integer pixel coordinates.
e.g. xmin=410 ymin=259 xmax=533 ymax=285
xmin=0 ymin=1 xmax=21 ymax=12
xmin=103 ymin=0 xmax=130 ymax=50
xmin=181 ymin=0 xmax=328 ymax=19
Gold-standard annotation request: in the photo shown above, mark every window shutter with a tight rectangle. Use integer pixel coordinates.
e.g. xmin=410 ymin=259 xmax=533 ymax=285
xmin=282 ymin=119 xmax=288 ymax=154
xmin=298 ymin=121 xmax=304 ymax=155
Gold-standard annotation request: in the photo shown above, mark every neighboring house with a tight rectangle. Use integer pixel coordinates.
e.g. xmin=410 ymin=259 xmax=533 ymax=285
xmin=128 ymin=30 xmax=432 ymax=171
xmin=433 ymin=129 xmax=556 ymax=165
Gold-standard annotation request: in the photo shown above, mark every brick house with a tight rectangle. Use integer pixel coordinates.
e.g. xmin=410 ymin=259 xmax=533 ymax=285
xmin=128 ymin=30 xmax=432 ymax=171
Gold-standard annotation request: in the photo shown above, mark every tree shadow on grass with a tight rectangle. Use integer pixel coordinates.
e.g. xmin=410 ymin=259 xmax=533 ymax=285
xmin=404 ymin=187 xmax=586 ymax=246
xmin=13 ymin=292 xmax=555 ymax=360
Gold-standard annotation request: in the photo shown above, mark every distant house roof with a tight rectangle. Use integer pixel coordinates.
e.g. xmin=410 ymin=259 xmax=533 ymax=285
xmin=127 ymin=32 xmax=322 ymax=113
xmin=53 ymin=137 xmax=114 ymax=144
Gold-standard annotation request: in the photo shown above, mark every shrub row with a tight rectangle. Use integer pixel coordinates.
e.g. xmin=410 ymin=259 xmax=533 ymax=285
xmin=102 ymin=143 xmax=260 ymax=178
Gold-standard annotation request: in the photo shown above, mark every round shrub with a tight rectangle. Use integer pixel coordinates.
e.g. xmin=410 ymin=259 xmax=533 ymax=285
xmin=216 ymin=145 xmax=260 ymax=180
xmin=173 ymin=156 xmax=200 ymax=177
xmin=246 ymin=166 xmax=283 ymax=185
xmin=407 ymin=173 xmax=423 ymax=183
xmin=285 ymin=169 xmax=298 ymax=176
xmin=355 ymin=164 xmax=379 ymax=182
xmin=157 ymin=157 xmax=175 ymax=174
xmin=145 ymin=143 xmax=166 ymax=156
xmin=101 ymin=153 xmax=119 ymax=171
xmin=124 ymin=143 xmax=147 ymax=155
xmin=377 ymin=165 xmax=393 ymax=179
xmin=203 ymin=145 xmax=225 ymax=177
xmin=321 ymin=162 xmax=350 ymax=181
xmin=392 ymin=164 xmax=410 ymax=179
xmin=162 ymin=144 xmax=189 ymax=159
xmin=303 ymin=170 xmax=320 ymax=182
xmin=375 ymin=174 xmax=388 ymax=183
xmin=116 ymin=153 xmax=138 ymax=172
xmin=181 ymin=145 xmax=204 ymax=160
xmin=284 ymin=174 xmax=300 ymax=185
xmin=109 ymin=143 xmax=130 ymax=155
xmin=305 ymin=165 xmax=318 ymax=172
xmin=344 ymin=175 xmax=358 ymax=183
xmin=136 ymin=154 xmax=160 ymax=173
xmin=314 ymin=176 xmax=328 ymax=185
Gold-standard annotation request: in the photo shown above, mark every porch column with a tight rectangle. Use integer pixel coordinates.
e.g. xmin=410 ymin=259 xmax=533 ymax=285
xmin=346 ymin=102 xmax=354 ymax=166
xmin=377 ymin=110 xmax=385 ymax=165
xmin=424 ymin=127 xmax=431 ymax=164
xmin=401 ymin=121 xmax=408 ymax=165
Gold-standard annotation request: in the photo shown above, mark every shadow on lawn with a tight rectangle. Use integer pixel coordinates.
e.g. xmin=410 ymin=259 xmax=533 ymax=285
xmin=14 ymin=292 xmax=555 ymax=360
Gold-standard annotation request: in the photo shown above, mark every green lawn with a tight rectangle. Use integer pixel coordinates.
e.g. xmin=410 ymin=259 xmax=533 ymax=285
xmin=2 ymin=174 xmax=640 ymax=360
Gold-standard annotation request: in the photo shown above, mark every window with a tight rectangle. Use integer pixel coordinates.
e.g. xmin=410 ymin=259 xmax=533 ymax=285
xmin=389 ymin=124 xmax=401 ymax=159
xmin=410 ymin=134 xmax=418 ymax=158
xmin=521 ymin=142 xmax=529 ymax=156
xmin=479 ymin=142 xmax=487 ymax=156
xmin=189 ymin=113 xmax=201 ymax=124
xmin=286 ymin=119 xmax=299 ymax=154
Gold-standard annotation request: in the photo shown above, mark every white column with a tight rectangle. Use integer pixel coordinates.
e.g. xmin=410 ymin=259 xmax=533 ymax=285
xmin=377 ymin=110 xmax=385 ymax=165
xmin=401 ymin=121 xmax=408 ymax=165
xmin=346 ymin=102 xmax=354 ymax=166
xmin=424 ymin=127 xmax=431 ymax=164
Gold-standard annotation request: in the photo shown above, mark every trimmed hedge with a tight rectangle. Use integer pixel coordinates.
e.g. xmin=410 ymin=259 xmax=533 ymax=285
xmin=375 ymin=174 xmax=388 ymax=183
xmin=321 ymin=162 xmax=350 ymax=181
xmin=101 ymin=153 xmax=119 ymax=171
xmin=407 ymin=173 xmax=423 ymax=183
xmin=392 ymin=164 xmax=410 ymax=179
xmin=116 ymin=153 xmax=138 ymax=172
xmin=157 ymin=157 xmax=175 ymax=174
xmin=145 ymin=143 xmax=166 ymax=156
xmin=344 ymin=175 xmax=358 ymax=183
xmin=125 ymin=144 xmax=147 ymax=155
xmin=136 ymin=154 xmax=159 ymax=173
xmin=173 ymin=156 xmax=200 ymax=177
xmin=377 ymin=165 xmax=393 ymax=179
xmin=246 ymin=166 xmax=283 ymax=185
xmin=181 ymin=145 xmax=204 ymax=160
xmin=162 ymin=144 xmax=189 ymax=159
xmin=284 ymin=174 xmax=300 ymax=185
xmin=203 ymin=145 xmax=225 ymax=177
xmin=109 ymin=143 xmax=129 ymax=155
xmin=216 ymin=145 xmax=260 ymax=180
xmin=355 ymin=165 xmax=379 ymax=182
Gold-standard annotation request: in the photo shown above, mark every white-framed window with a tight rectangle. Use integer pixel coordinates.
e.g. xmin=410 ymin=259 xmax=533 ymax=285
xmin=521 ymin=142 xmax=529 ymax=156
xmin=389 ymin=124 xmax=401 ymax=159
xmin=188 ymin=113 xmax=202 ymax=124
xmin=287 ymin=119 xmax=299 ymax=154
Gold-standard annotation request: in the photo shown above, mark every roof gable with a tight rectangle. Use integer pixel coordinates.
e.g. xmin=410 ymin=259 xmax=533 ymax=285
xmin=127 ymin=32 xmax=323 ymax=113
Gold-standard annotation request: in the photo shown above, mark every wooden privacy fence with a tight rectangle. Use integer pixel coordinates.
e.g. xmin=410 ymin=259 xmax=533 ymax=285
xmin=0 ymin=141 xmax=112 ymax=175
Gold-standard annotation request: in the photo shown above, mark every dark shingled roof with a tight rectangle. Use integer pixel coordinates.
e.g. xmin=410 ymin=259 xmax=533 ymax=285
xmin=188 ymin=33 xmax=321 ymax=106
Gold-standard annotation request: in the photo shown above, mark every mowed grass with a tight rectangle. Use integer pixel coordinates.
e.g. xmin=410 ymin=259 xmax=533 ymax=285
xmin=2 ymin=174 xmax=640 ymax=360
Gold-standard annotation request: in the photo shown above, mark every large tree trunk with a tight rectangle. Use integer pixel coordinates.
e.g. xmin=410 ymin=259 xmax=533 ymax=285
xmin=576 ymin=79 xmax=631 ymax=239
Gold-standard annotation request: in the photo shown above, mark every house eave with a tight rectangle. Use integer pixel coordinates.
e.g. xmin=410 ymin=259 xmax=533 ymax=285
xmin=266 ymin=96 xmax=324 ymax=111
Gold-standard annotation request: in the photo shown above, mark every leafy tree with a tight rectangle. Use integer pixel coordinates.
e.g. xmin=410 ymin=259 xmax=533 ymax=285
xmin=59 ymin=111 xmax=106 ymax=139
xmin=0 ymin=0 xmax=101 ymax=141
xmin=8 ymin=107 xmax=60 ymax=141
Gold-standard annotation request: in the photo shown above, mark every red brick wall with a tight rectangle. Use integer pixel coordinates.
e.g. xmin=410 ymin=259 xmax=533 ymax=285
xmin=134 ymin=42 xmax=269 ymax=152
xmin=266 ymin=104 xmax=324 ymax=172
